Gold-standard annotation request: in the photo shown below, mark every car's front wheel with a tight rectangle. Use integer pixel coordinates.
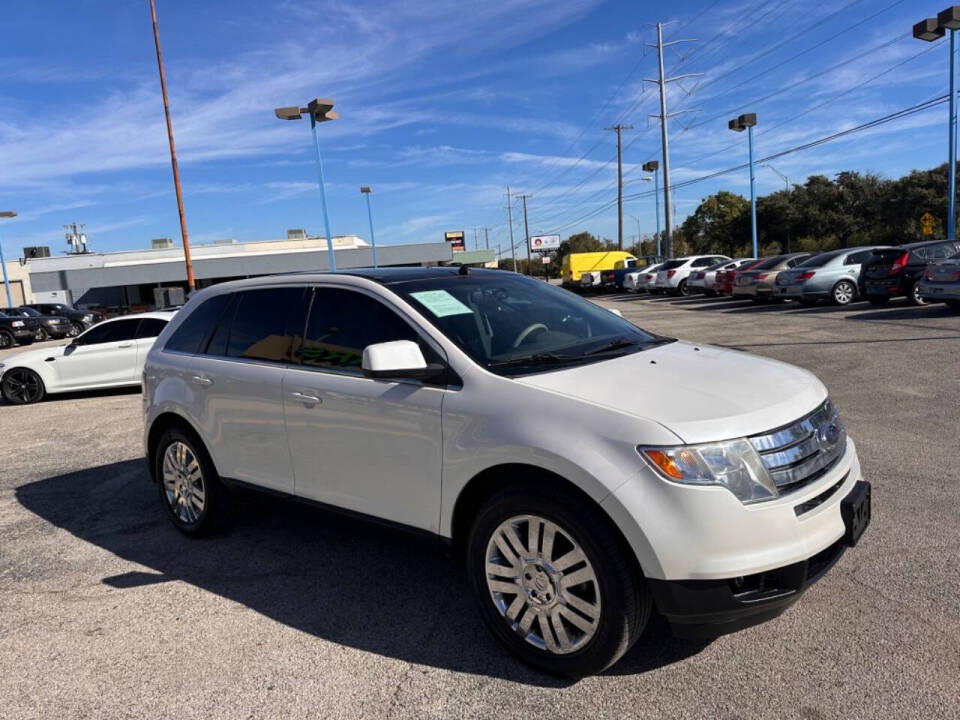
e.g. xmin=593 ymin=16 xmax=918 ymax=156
xmin=831 ymin=280 xmax=857 ymax=306
xmin=466 ymin=483 xmax=650 ymax=677
xmin=0 ymin=330 xmax=13 ymax=349
xmin=70 ymin=321 xmax=85 ymax=337
xmin=1 ymin=368 xmax=45 ymax=404
xmin=154 ymin=427 xmax=227 ymax=536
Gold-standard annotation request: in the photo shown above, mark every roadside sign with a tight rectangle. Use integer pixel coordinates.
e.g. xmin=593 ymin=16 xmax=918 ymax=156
xmin=920 ymin=212 xmax=935 ymax=236
xmin=444 ymin=231 xmax=465 ymax=252
xmin=541 ymin=255 xmax=551 ymax=264
xmin=529 ymin=234 xmax=561 ymax=253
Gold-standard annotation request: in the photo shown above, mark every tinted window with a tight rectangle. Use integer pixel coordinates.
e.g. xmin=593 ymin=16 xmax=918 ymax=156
xmin=845 ymin=249 xmax=877 ymax=265
xmin=165 ymin=294 xmax=231 ymax=354
xmin=786 ymin=255 xmax=812 ymax=267
xmin=300 ymin=288 xmax=424 ymax=371
xmin=224 ymin=288 xmax=306 ymax=363
xmin=135 ymin=318 xmax=168 ymax=339
xmin=798 ymin=253 xmax=836 ymax=268
xmin=80 ymin=319 xmax=140 ymax=345
xmin=691 ymin=257 xmax=713 ymax=267
xmin=660 ymin=259 xmax=686 ymax=270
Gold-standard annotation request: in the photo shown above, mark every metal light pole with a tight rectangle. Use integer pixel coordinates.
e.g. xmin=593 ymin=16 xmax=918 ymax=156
xmin=643 ymin=161 xmax=661 ymax=257
xmin=0 ymin=211 xmax=16 ymax=307
xmin=275 ymin=99 xmax=340 ymax=271
xmin=360 ymin=186 xmax=378 ymax=268
xmin=729 ymin=113 xmax=758 ymax=257
xmin=915 ymin=9 xmax=960 ymax=239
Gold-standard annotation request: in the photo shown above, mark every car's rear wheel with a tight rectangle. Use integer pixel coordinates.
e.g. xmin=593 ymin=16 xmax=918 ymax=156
xmin=866 ymin=295 xmax=889 ymax=306
xmin=908 ymin=281 xmax=926 ymax=306
xmin=155 ymin=427 xmax=227 ymax=536
xmin=70 ymin=321 xmax=85 ymax=336
xmin=0 ymin=330 xmax=13 ymax=349
xmin=676 ymin=279 xmax=689 ymax=296
xmin=831 ymin=280 xmax=856 ymax=306
xmin=466 ymin=483 xmax=650 ymax=677
xmin=35 ymin=326 xmax=49 ymax=342
xmin=1 ymin=368 xmax=45 ymax=404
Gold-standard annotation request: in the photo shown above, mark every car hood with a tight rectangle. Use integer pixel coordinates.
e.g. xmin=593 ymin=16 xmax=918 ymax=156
xmin=0 ymin=344 xmax=68 ymax=369
xmin=515 ymin=340 xmax=826 ymax=444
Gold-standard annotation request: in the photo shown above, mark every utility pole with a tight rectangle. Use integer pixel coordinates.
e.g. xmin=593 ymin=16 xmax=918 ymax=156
xmin=645 ymin=23 xmax=699 ymax=259
xmin=149 ymin=0 xmax=195 ymax=291
xmin=605 ymin=125 xmax=633 ymax=250
xmin=517 ymin=194 xmax=533 ymax=274
xmin=506 ymin=187 xmax=518 ymax=272
xmin=483 ymin=227 xmax=490 ymax=250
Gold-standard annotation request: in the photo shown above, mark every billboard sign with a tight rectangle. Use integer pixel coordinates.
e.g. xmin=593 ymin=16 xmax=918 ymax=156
xmin=444 ymin=230 xmax=466 ymax=252
xmin=529 ymin=234 xmax=561 ymax=253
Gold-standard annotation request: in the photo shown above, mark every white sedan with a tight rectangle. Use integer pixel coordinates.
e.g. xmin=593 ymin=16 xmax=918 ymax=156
xmin=0 ymin=311 xmax=174 ymax=404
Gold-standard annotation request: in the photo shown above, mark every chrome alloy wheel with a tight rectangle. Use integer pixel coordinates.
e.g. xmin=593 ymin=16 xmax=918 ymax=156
xmin=162 ymin=441 xmax=206 ymax=525
xmin=833 ymin=281 xmax=855 ymax=305
xmin=485 ymin=515 xmax=601 ymax=655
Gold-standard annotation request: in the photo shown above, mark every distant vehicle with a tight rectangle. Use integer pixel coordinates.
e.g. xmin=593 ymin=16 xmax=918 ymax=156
xmin=654 ymin=255 xmax=732 ymax=296
xmin=599 ymin=256 xmax=664 ymax=291
xmin=2 ymin=307 xmax=76 ymax=340
xmin=23 ymin=303 xmax=103 ymax=336
xmin=859 ymin=240 xmax=960 ymax=306
xmin=917 ymin=249 xmax=960 ymax=312
xmin=732 ymin=253 xmax=817 ymax=302
xmin=143 ymin=268 xmax=869 ymax=677
xmin=688 ymin=258 xmax=755 ymax=297
xmin=623 ymin=263 xmax=664 ymax=293
xmin=561 ymin=251 xmax=636 ymax=289
xmin=714 ymin=258 xmax=766 ymax=296
xmin=0 ymin=311 xmax=40 ymax=349
xmin=0 ymin=311 xmax=174 ymax=404
xmin=774 ymin=246 xmax=889 ymax=306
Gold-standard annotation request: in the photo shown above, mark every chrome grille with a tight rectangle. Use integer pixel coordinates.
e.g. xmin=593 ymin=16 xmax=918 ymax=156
xmin=749 ymin=399 xmax=845 ymax=494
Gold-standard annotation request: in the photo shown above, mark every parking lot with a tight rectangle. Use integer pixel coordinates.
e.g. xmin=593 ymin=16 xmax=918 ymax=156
xmin=1 ymin=293 xmax=958 ymax=720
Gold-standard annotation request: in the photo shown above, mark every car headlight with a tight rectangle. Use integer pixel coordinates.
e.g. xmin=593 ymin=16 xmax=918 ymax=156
xmin=11 ymin=320 xmax=24 ymax=327
xmin=640 ymin=438 xmax=778 ymax=504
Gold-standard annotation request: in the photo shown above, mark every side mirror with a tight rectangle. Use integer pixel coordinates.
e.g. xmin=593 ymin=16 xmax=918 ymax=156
xmin=362 ymin=340 xmax=440 ymax=381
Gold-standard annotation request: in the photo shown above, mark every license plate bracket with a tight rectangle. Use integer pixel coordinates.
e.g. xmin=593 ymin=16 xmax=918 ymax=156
xmin=841 ymin=481 xmax=871 ymax=546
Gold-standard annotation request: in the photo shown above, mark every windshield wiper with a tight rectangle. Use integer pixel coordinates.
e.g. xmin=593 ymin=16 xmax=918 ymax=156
xmin=580 ymin=336 xmax=675 ymax=357
xmin=487 ymin=352 xmax=580 ymax=369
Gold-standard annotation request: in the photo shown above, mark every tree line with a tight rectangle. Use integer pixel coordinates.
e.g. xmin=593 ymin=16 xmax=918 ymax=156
xmin=498 ymin=162 xmax=956 ymax=273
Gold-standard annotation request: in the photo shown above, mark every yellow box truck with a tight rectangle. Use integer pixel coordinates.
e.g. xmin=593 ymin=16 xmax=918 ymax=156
xmin=561 ymin=251 xmax=636 ymax=289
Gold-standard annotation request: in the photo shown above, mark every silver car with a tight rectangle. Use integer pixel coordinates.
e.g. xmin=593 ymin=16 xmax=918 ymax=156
xmin=774 ymin=247 xmax=887 ymax=306
xmin=917 ymin=250 xmax=960 ymax=312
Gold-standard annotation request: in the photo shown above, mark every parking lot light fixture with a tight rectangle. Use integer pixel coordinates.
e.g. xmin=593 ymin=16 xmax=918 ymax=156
xmin=642 ymin=161 xmax=662 ymax=257
xmin=729 ymin=114 xmax=758 ymax=257
xmin=0 ymin=211 xmax=16 ymax=307
xmin=360 ymin=186 xmax=378 ymax=268
xmin=274 ymin=98 xmax=339 ymax=271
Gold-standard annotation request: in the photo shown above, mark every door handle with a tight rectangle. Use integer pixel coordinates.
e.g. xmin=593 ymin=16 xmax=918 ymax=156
xmin=289 ymin=391 xmax=321 ymax=404
xmin=191 ymin=375 xmax=214 ymax=387
xmin=118 ymin=343 xmax=133 ymax=348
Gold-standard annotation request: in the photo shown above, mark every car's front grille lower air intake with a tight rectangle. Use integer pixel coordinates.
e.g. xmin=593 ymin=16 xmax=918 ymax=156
xmin=749 ymin=399 xmax=846 ymax=495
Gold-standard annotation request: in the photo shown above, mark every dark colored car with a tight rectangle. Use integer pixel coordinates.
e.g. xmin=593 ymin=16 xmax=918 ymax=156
xmin=23 ymin=303 xmax=103 ymax=335
xmin=0 ymin=311 xmax=40 ymax=349
xmin=3 ymin=307 xmax=75 ymax=340
xmin=859 ymin=239 xmax=960 ymax=306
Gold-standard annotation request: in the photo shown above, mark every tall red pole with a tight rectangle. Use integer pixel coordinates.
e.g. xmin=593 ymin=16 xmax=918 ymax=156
xmin=149 ymin=0 xmax=195 ymax=291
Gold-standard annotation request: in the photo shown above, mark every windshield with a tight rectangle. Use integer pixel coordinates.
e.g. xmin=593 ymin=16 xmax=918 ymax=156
xmin=659 ymin=259 xmax=685 ymax=271
xmin=391 ymin=272 xmax=669 ymax=375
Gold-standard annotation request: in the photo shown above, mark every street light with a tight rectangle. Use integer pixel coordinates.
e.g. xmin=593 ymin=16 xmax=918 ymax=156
xmin=729 ymin=113 xmax=758 ymax=257
xmin=914 ymin=7 xmax=959 ymax=239
xmin=642 ymin=161 xmax=662 ymax=257
xmin=275 ymin=98 xmax=340 ymax=271
xmin=0 ymin=211 xmax=15 ymax=307
xmin=359 ymin=186 xmax=378 ymax=268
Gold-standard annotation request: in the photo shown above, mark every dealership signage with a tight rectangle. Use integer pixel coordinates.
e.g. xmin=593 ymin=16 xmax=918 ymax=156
xmin=444 ymin=231 xmax=466 ymax=252
xmin=529 ymin=234 xmax=560 ymax=253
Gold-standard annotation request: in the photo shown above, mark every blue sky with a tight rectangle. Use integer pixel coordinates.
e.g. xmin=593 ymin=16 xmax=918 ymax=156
xmin=0 ymin=0 xmax=951 ymax=259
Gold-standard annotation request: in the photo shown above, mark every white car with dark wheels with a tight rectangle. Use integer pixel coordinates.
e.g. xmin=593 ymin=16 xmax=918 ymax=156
xmin=143 ymin=268 xmax=870 ymax=677
xmin=655 ymin=255 xmax=731 ymax=295
xmin=0 ymin=311 xmax=174 ymax=404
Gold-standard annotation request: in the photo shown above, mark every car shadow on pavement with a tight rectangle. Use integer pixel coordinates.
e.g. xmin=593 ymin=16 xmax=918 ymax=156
xmin=16 ymin=459 xmax=709 ymax=686
xmin=0 ymin=386 xmax=140 ymax=408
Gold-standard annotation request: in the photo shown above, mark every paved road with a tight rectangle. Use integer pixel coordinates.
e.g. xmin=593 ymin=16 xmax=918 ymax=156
xmin=1 ymin=295 xmax=958 ymax=719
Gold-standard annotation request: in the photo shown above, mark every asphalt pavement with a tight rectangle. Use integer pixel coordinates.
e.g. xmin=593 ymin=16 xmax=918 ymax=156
xmin=1 ymin=293 xmax=958 ymax=719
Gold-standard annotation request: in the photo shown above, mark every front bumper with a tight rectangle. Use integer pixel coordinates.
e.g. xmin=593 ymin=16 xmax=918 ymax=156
xmin=649 ymin=480 xmax=870 ymax=638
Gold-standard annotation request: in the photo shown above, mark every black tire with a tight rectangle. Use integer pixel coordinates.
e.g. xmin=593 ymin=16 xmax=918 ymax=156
xmin=831 ymin=280 xmax=857 ymax=306
xmin=946 ymin=300 xmax=960 ymax=313
xmin=153 ymin=426 xmax=228 ymax=536
xmin=35 ymin=326 xmax=49 ymax=342
xmin=1 ymin=367 xmax=45 ymax=404
xmin=0 ymin=330 xmax=13 ymax=350
xmin=908 ymin=281 xmax=926 ymax=306
xmin=465 ymin=482 xmax=650 ymax=677
xmin=71 ymin=321 xmax=85 ymax=336
xmin=676 ymin=279 xmax=689 ymax=296
xmin=866 ymin=295 xmax=889 ymax=306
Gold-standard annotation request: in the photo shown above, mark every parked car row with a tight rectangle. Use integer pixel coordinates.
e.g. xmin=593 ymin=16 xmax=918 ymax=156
xmin=0 ymin=303 xmax=103 ymax=348
xmin=622 ymin=239 xmax=960 ymax=311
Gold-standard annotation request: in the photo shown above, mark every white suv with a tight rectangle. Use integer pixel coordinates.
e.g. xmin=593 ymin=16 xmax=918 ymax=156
xmin=655 ymin=255 xmax=731 ymax=295
xmin=143 ymin=268 xmax=870 ymax=677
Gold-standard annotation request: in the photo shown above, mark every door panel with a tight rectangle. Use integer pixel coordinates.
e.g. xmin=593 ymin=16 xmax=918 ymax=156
xmin=57 ymin=319 xmax=141 ymax=388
